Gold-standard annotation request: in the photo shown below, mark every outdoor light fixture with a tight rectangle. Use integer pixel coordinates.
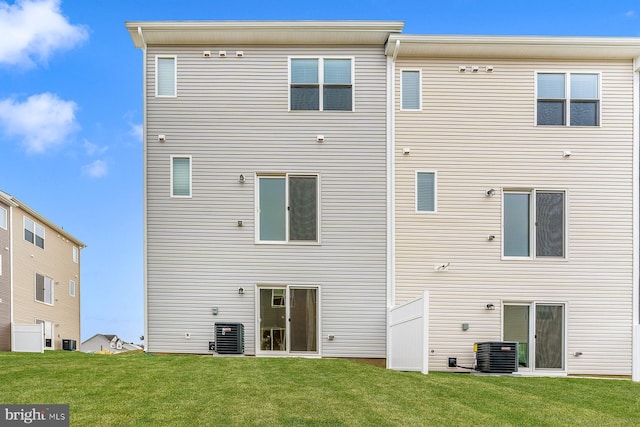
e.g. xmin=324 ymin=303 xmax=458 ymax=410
xmin=486 ymin=188 xmax=496 ymax=197
xmin=239 ymin=174 xmax=245 ymax=183
xmin=238 ymin=287 xmax=245 ymax=294
xmin=485 ymin=303 xmax=495 ymax=310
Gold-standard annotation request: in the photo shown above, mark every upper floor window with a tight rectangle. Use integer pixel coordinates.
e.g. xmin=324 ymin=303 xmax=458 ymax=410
xmin=69 ymin=280 xmax=76 ymax=297
xmin=257 ymin=174 xmax=319 ymax=243
xmin=503 ymin=190 xmax=565 ymax=258
xmin=171 ymin=156 xmax=192 ymax=198
xmin=73 ymin=246 xmax=78 ymax=263
xmin=0 ymin=206 xmax=6 ymax=229
xmin=401 ymin=70 xmax=421 ymax=111
xmin=24 ymin=217 xmax=45 ymax=249
xmin=290 ymin=58 xmax=353 ymax=111
xmin=156 ymin=56 xmax=176 ymax=97
xmin=35 ymin=273 xmax=53 ymax=305
xmin=537 ymin=73 xmax=599 ymax=126
xmin=416 ymin=171 xmax=436 ymax=213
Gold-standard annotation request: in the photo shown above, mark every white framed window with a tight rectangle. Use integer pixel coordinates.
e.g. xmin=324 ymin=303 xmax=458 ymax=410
xmin=256 ymin=173 xmax=319 ymax=243
xmin=69 ymin=280 xmax=76 ymax=297
xmin=503 ymin=189 xmax=566 ymax=259
xmin=536 ymin=72 xmax=600 ymax=126
xmin=72 ymin=246 xmax=78 ymax=263
xmin=401 ymin=69 xmax=422 ymax=111
xmin=24 ymin=217 xmax=45 ymax=249
xmin=171 ymin=155 xmax=192 ymax=198
xmin=289 ymin=57 xmax=353 ymax=111
xmin=415 ymin=171 xmax=436 ymax=213
xmin=156 ymin=56 xmax=177 ymax=97
xmin=35 ymin=273 xmax=54 ymax=305
xmin=0 ymin=206 xmax=6 ymax=229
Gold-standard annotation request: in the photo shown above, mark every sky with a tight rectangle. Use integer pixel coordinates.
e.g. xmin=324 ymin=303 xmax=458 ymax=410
xmin=1 ymin=0 xmax=639 ymax=345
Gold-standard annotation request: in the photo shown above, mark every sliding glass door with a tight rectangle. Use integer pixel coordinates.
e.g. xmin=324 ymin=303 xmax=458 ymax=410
xmin=258 ymin=286 xmax=318 ymax=355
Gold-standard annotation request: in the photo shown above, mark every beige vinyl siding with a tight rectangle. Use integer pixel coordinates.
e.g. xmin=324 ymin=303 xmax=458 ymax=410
xmin=394 ymin=58 xmax=633 ymax=375
xmin=145 ymin=45 xmax=387 ymax=356
xmin=11 ymin=206 xmax=81 ymax=350
xmin=0 ymin=201 xmax=10 ymax=350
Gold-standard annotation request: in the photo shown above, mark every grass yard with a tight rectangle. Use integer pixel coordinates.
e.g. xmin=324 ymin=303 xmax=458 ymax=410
xmin=0 ymin=351 xmax=639 ymax=426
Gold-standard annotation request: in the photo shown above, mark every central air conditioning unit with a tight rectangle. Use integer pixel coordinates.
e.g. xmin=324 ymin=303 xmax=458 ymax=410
xmin=214 ymin=323 xmax=244 ymax=355
xmin=475 ymin=341 xmax=518 ymax=373
xmin=62 ymin=339 xmax=77 ymax=351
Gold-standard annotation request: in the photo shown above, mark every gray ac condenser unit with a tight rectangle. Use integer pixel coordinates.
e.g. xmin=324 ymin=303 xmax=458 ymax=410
xmin=475 ymin=341 xmax=518 ymax=373
xmin=214 ymin=323 xmax=244 ymax=355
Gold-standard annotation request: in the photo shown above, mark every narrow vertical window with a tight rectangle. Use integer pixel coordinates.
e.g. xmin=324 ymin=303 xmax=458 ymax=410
xmin=69 ymin=280 xmax=76 ymax=297
xmin=73 ymin=246 xmax=78 ymax=263
xmin=323 ymin=59 xmax=352 ymax=111
xmin=416 ymin=172 xmax=436 ymax=212
xmin=504 ymin=193 xmax=530 ymax=257
xmin=290 ymin=59 xmax=319 ymax=110
xmin=537 ymin=73 xmax=566 ymax=125
xmin=35 ymin=273 xmax=53 ymax=304
xmin=259 ymin=177 xmax=286 ymax=241
xmin=171 ymin=156 xmax=191 ymax=197
xmin=0 ymin=206 xmax=6 ymax=229
xmin=535 ymin=192 xmax=565 ymax=257
xmin=289 ymin=175 xmax=318 ymax=241
xmin=401 ymin=70 xmax=421 ymax=110
xmin=157 ymin=57 xmax=176 ymax=97
xmin=570 ymin=74 xmax=599 ymax=126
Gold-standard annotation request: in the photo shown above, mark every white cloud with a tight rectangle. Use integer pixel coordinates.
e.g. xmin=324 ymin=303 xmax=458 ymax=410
xmin=82 ymin=159 xmax=108 ymax=178
xmin=129 ymin=123 xmax=143 ymax=142
xmin=0 ymin=92 xmax=78 ymax=153
xmin=83 ymin=139 xmax=108 ymax=156
xmin=626 ymin=10 xmax=636 ymax=18
xmin=0 ymin=0 xmax=88 ymax=67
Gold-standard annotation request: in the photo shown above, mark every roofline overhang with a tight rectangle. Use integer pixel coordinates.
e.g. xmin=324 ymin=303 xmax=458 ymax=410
xmin=386 ymin=34 xmax=640 ymax=60
xmin=0 ymin=190 xmax=86 ymax=248
xmin=126 ymin=20 xmax=404 ymax=48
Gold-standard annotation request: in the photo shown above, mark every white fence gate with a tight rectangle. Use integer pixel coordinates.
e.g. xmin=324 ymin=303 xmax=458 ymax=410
xmin=12 ymin=323 xmax=44 ymax=353
xmin=388 ymin=290 xmax=429 ymax=374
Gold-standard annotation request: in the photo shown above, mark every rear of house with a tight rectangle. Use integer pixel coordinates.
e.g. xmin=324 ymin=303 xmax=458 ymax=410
xmin=127 ymin=21 xmax=402 ymax=357
xmin=0 ymin=190 xmax=84 ymax=351
xmin=389 ymin=35 xmax=640 ymax=376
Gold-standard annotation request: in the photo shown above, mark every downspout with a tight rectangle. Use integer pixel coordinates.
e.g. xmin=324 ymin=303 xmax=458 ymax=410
xmin=138 ymin=26 xmax=149 ymax=353
xmin=385 ymin=39 xmax=399 ymax=369
xmin=633 ymin=56 xmax=640 ymax=382
xmin=9 ymin=205 xmax=14 ymax=350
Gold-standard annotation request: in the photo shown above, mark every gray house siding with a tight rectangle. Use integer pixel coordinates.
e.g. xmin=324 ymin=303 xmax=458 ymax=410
xmin=145 ymin=45 xmax=388 ymax=356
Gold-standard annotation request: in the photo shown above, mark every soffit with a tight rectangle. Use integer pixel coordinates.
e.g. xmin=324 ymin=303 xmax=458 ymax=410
xmin=387 ymin=35 xmax=640 ymax=60
xmin=126 ymin=21 xmax=405 ymax=48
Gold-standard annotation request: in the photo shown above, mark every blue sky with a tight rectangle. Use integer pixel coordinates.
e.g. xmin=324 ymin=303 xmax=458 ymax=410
xmin=0 ymin=0 xmax=639 ymax=344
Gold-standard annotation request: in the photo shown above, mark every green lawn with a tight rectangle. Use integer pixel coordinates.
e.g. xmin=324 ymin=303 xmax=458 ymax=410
xmin=0 ymin=351 xmax=639 ymax=426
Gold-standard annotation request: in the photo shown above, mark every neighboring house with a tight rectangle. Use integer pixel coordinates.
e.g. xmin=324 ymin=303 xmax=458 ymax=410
xmin=126 ymin=21 xmax=404 ymax=357
xmin=388 ymin=35 xmax=640 ymax=377
xmin=0 ymin=190 xmax=85 ymax=351
xmin=126 ymin=20 xmax=640 ymax=380
xmin=82 ymin=334 xmax=143 ymax=353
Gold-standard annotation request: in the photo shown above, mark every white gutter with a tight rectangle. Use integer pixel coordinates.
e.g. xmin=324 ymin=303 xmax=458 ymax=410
xmin=633 ymin=56 xmax=640 ymax=382
xmin=385 ymin=40 xmax=398 ymax=368
xmin=138 ymin=26 xmax=149 ymax=353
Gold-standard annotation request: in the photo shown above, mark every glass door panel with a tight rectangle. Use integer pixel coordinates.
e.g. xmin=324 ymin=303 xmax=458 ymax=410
xmin=289 ymin=288 xmax=318 ymax=352
xmin=259 ymin=288 xmax=287 ymax=351
xmin=535 ymin=304 xmax=564 ymax=369
xmin=503 ymin=305 xmax=530 ymax=368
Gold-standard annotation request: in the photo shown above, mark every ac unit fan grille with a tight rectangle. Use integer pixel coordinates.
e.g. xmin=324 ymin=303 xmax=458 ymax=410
xmin=214 ymin=322 xmax=244 ymax=355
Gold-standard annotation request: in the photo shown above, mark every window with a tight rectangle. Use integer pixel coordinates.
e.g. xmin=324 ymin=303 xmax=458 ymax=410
xmin=0 ymin=206 xmax=6 ymax=229
xmin=156 ymin=56 xmax=176 ymax=97
xmin=72 ymin=246 xmax=78 ymax=263
xmin=416 ymin=171 xmax=436 ymax=213
xmin=35 ymin=273 xmax=53 ymax=305
xmin=503 ymin=190 xmax=565 ymax=258
xmin=537 ymin=73 xmax=599 ymax=126
xmin=290 ymin=58 xmax=353 ymax=111
xmin=401 ymin=70 xmax=421 ymax=110
xmin=257 ymin=174 xmax=319 ymax=243
xmin=171 ymin=156 xmax=191 ymax=197
xmin=24 ymin=217 xmax=45 ymax=249
xmin=69 ymin=280 xmax=76 ymax=297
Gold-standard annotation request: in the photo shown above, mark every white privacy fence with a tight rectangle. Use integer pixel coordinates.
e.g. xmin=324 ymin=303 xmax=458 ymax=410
xmin=388 ymin=290 xmax=429 ymax=374
xmin=634 ymin=324 xmax=639 ymax=382
xmin=12 ymin=323 xmax=44 ymax=353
